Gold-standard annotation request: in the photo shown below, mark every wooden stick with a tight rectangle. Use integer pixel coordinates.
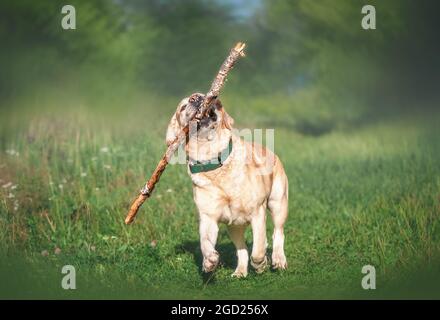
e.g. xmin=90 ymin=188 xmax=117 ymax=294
xmin=125 ymin=42 xmax=246 ymax=225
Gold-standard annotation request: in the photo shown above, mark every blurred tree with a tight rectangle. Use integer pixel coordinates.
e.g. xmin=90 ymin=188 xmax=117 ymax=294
xmin=0 ymin=0 xmax=236 ymax=98
xmin=124 ymin=0 xmax=236 ymax=95
xmin=0 ymin=0 xmax=438 ymax=112
xmin=0 ymin=0 xmax=130 ymax=99
xmin=241 ymin=0 xmax=439 ymax=111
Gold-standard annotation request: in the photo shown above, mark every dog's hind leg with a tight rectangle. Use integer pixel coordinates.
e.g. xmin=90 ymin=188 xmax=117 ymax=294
xmin=227 ymin=225 xmax=249 ymax=278
xmin=268 ymin=163 xmax=288 ymax=270
xmin=199 ymin=214 xmax=220 ymax=273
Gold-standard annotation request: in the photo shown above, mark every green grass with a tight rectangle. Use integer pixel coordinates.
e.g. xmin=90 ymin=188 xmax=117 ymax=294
xmin=1 ymin=93 xmax=440 ymax=299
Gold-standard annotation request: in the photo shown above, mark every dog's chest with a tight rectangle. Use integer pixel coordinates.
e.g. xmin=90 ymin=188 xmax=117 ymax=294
xmin=191 ymin=167 xmax=266 ymax=224
xmin=220 ymin=196 xmax=256 ymax=225
xmin=190 ymin=171 xmax=212 ymax=187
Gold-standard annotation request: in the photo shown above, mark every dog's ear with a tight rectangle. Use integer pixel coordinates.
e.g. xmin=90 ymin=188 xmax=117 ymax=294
xmin=221 ymin=108 xmax=235 ymax=130
xmin=166 ymin=112 xmax=179 ymax=146
xmin=222 ymin=110 xmax=234 ymax=130
xmin=214 ymin=99 xmax=234 ymax=130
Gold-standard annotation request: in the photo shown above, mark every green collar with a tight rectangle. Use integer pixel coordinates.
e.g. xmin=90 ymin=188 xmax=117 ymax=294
xmin=188 ymin=138 xmax=233 ymax=174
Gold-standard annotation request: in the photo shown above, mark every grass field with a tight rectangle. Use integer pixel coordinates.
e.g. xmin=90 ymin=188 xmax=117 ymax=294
xmin=1 ymin=92 xmax=439 ymax=299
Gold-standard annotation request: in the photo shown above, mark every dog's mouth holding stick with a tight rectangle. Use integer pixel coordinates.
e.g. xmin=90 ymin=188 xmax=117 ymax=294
xmin=124 ymin=42 xmax=246 ymax=225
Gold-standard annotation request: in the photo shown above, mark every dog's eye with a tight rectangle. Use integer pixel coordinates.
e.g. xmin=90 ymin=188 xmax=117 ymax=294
xmin=181 ymin=104 xmax=187 ymax=111
xmin=209 ymin=110 xmax=217 ymax=120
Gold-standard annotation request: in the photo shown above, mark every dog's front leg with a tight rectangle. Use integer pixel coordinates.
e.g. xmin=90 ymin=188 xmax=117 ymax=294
xmin=228 ymin=224 xmax=249 ymax=278
xmin=250 ymin=206 xmax=269 ymax=273
xmin=199 ymin=214 xmax=220 ymax=273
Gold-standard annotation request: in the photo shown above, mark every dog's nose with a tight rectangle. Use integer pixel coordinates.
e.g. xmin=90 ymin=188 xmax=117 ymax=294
xmin=189 ymin=93 xmax=205 ymax=109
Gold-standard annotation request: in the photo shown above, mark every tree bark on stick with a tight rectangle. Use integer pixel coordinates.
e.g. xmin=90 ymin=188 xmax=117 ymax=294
xmin=125 ymin=42 xmax=246 ymax=225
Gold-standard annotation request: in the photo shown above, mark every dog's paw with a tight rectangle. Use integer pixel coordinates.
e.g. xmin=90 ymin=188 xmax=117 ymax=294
xmin=202 ymin=251 xmax=219 ymax=273
xmin=250 ymin=256 xmax=269 ymax=274
xmin=231 ymin=266 xmax=248 ymax=278
xmin=272 ymin=253 xmax=287 ymax=270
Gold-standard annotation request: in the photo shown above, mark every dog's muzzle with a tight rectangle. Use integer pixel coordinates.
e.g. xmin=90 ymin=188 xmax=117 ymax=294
xmin=187 ymin=93 xmax=206 ymax=121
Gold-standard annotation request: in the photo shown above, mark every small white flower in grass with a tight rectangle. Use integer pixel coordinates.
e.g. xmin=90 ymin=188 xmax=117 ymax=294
xmin=166 ymin=188 xmax=173 ymax=193
xmin=6 ymin=149 xmax=19 ymax=156
xmin=150 ymin=240 xmax=157 ymax=248
xmin=95 ymin=187 xmax=100 ymax=191
xmin=58 ymin=184 xmax=63 ymax=190
xmin=41 ymin=250 xmax=49 ymax=257
xmin=81 ymin=172 xmax=87 ymax=177
xmin=7 ymin=193 xmax=14 ymax=199
xmin=101 ymin=235 xmax=117 ymax=241
xmin=100 ymin=147 xmax=109 ymax=153
xmin=2 ymin=182 xmax=12 ymax=189
xmin=13 ymin=200 xmax=19 ymax=211
xmin=104 ymin=164 xmax=111 ymax=170
xmin=11 ymin=185 xmax=18 ymax=190
xmin=54 ymin=247 xmax=61 ymax=255
xmin=49 ymin=181 xmax=54 ymax=186
xmin=62 ymin=178 xmax=67 ymax=184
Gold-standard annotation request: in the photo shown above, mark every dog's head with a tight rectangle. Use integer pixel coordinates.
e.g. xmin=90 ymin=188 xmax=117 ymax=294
xmin=166 ymin=93 xmax=234 ymax=146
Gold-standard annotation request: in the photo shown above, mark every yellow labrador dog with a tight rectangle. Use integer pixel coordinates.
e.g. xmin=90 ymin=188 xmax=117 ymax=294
xmin=166 ymin=93 xmax=288 ymax=277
